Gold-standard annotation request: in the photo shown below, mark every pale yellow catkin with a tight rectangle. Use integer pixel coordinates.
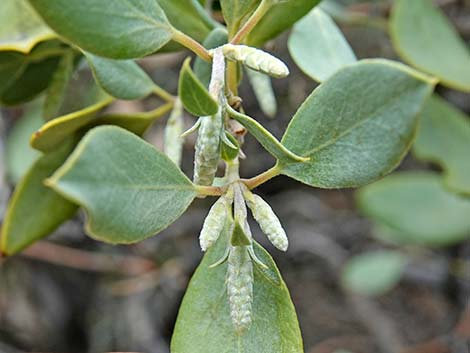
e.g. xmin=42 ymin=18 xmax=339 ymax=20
xmin=227 ymin=246 xmax=253 ymax=333
xmin=199 ymin=196 xmax=228 ymax=251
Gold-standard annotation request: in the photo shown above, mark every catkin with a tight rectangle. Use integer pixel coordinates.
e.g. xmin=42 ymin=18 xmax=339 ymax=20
xmin=227 ymin=246 xmax=253 ymax=333
xmin=246 ymin=68 xmax=277 ymax=118
xmin=199 ymin=196 xmax=229 ymax=251
xmin=193 ymin=109 xmax=222 ymax=185
xmin=246 ymin=193 xmax=288 ymax=251
xmin=164 ymin=99 xmax=184 ymax=166
xmin=221 ymin=44 xmax=289 ymax=79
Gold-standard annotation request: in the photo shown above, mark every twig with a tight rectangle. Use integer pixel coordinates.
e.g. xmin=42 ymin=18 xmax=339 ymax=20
xmin=18 ymin=241 xmax=156 ymax=276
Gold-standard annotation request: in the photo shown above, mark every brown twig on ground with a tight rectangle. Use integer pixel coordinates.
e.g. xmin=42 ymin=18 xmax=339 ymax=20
xmin=18 ymin=240 xmax=156 ymax=276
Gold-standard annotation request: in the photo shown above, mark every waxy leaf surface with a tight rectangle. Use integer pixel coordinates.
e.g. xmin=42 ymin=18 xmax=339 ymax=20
xmin=48 ymin=126 xmax=197 ymax=244
xmin=391 ymin=0 xmax=470 ymax=92
xmin=28 ymin=0 xmax=173 ymax=59
xmin=179 ymin=58 xmax=218 ymax=116
xmin=171 ymin=224 xmax=303 ymax=353
xmin=85 ymin=52 xmax=155 ymax=100
xmin=281 ymin=59 xmax=435 ymax=188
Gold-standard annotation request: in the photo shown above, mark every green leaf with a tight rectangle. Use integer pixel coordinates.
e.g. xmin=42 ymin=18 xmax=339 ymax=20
xmin=357 ymin=172 xmax=470 ymax=247
xmin=247 ymin=0 xmax=321 ymax=46
xmin=0 ymin=0 xmax=55 ymax=53
xmin=28 ymin=0 xmax=174 ymax=59
xmin=221 ymin=0 xmax=259 ymax=36
xmin=194 ymin=28 xmax=228 ymax=88
xmin=43 ymin=50 xmax=76 ymax=120
xmin=1 ymin=140 xmax=78 ymax=255
xmin=171 ymin=223 xmax=303 ymax=353
xmin=390 ymin=0 xmax=470 ymax=92
xmin=413 ymin=95 xmax=470 ymax=196
xmin=288 ymin=7 xmax=357 ymax=83
xmin=225 ymin=103 xmax=307 ymax=165
xmin=0 ymin=42 xmax=63 ymax=106
xmin=246 ymin=68 xmax=277 ymax=118
xmin=179 ymin=58 xmax=218 ymax=116
xmin=157 ymin=0 xmax=212 ymax=42
xmin=31 ymin=93 xmax=113 ymax=152
xmin=280 ymin=59 xmax=435 ymax=188
xmin=47 ymin=126 xmax=197 ymax=244
xmin=341 ymin=251 xmax=406 ymax=296
xmin=85 ymin=52 xmax=155 ymax=100
xmin=5 ymin=100 xmax=43 ymax=183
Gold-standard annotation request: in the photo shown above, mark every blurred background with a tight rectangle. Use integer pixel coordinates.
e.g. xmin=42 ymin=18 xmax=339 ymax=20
xmin=1 ymin=1 xmax=470 ymax=352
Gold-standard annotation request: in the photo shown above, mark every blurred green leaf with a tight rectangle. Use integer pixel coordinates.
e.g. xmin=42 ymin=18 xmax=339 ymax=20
xmin=247 ymin=0 xmax=321 ymax=46
xmin=171 ymin=222 xmax=303 ymax=353
xmin=288 ymin=7 xmax=356 ymax=82
xmin=341 ymin=251 xmax=406 ymax=296
xmin=281 ymin=59 xmax=435 ymax=188
xmin=414 ymin=95 xmax=470 ymax=196
xmin=48 ymin=126 xmax=197 ymax=244
xmin=390 ymin=0 xmax=470 ymax=92
xmin=1 ymin=140 xmax=77 ymax=255
xmin=85 ymin=52 xmax=155 ymax=100
xmin=221 ymin=0 xmax=259 ymax=36
xmin=0 ymin=0 xmax=55 ymax=53
xmin=5 ymin=100 xmax=43 ymax=183
xmin=179 ymin=58 xmax=218 ymax=116
xmin=28 ymin=0 xmax=174 ymax=59
xmin=357 ymin=172 xmax=470 ymax=247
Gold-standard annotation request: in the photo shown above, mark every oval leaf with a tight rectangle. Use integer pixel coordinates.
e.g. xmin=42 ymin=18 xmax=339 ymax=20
xmin=390 ymin=0 xmax=470 ymax=92
xmin=47 ymin=126 xmax=197 ymax=244
xmin=0 ymin=0 xmax=55 ymax=53
xmin=179 ymin=57 xmax=218 ymax=116
xmin=171 ymin=224 xmax=303 ymax=353
xmin=341 ymin=251 xmax=406 ymax=296
xmin=413 ymin=95 xmax=470 ymax=196
xmin=280 ymin=59 xmax=436 ymax=188
xmin=28 ymin=0 xmax=174 ymax=59
xmin=288 ymin=7 xmax=356 ymax=83
xmin=85 ymin=52 xmax=155 ymax=100
xmin=1 ymin=140 xmax=78 ymax=255
xmin=357 ymin=172 xmax=470 ymax=247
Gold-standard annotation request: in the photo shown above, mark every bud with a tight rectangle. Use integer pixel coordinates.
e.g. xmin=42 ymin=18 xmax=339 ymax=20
xmin=221 ymin=44 xmax=289 ymax=79
xmin=227 ymin=246 xmax=253 ymax=333
xmin=193 ymin=109 xmax=222 ymax=186
xmin=245 ymin=193 xmax=288 ymax=251
xmin=199 ymin=195 xmax=230 ymax=251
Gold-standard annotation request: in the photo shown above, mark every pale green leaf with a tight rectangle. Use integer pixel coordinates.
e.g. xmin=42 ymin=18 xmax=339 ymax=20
xmin=225 ymin=103 xmax=307 ymax=165
xmin=281 ymin=59 xmax=435 ymax=188
xmin=246 ymin=68 xmax=277 ymax=118
xmin=357 ymin=172 xmax=470 ymax=247
xmin=221 ymin=0 xmax=259 ymax=36
xmin=179 ymin=58 xmax=218 ymax=116
xmin=28 ymin=0 xmax=174 ymax=59
xmin=341 ymin=251 xmax=406 ymax=296
xmin=47 ymin=126 xmax=197 ymax=244
xmin=247 ymin=0 xmax=321 ymax=46
xmin=288 ymin=7 xmax=357 ymax=82
xmin=1 ymin=140 xmax=78 ymax=255
xmin=85 ymin=52 xmax=155 ymax=100
xmin=171 ymin=223 xmax=303 ymax=353
xmin=5 ymin=100 xmax=43 ymax=183
xmin=390 ymin=0 xmax=470 ymax=92
xmin=0 ymin=0 xmax=55 ymax=53
xmin=413 ymin=95 xmax=470 ymax=195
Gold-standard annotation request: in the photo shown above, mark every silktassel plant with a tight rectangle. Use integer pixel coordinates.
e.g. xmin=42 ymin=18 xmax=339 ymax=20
xmin=0 ymin=0 xmax=442 ymax=352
